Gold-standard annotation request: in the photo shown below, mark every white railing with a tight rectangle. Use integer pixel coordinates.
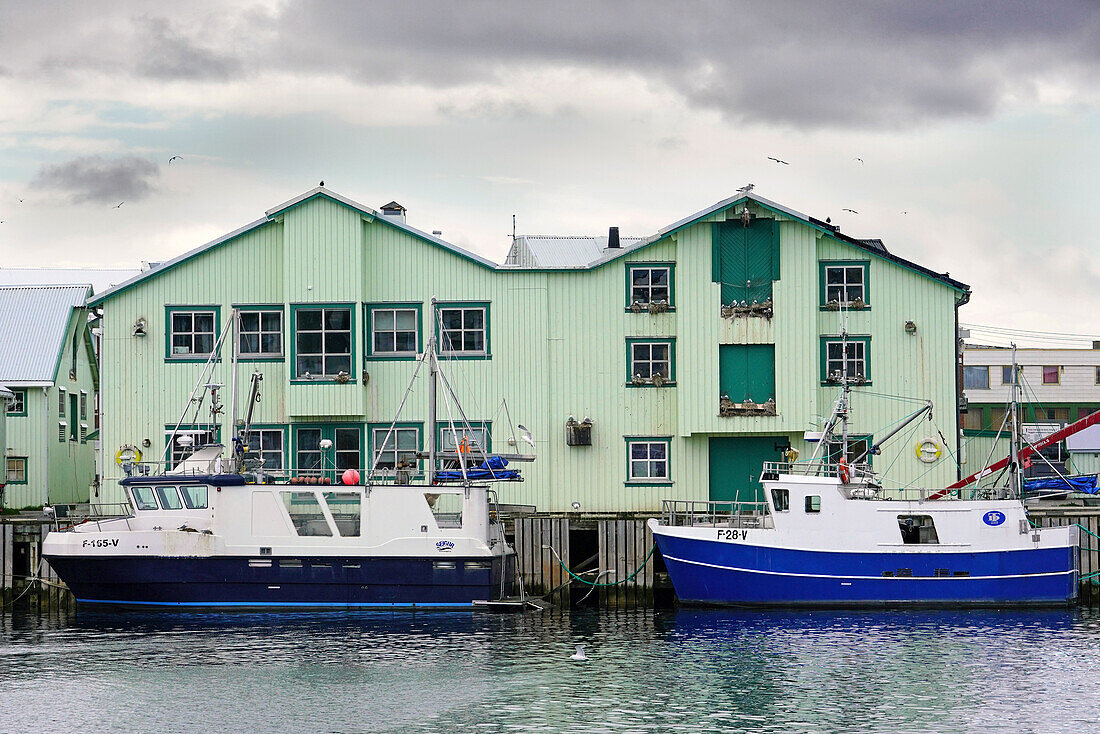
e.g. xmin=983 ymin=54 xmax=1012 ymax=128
xmin=661 ymin=500 xmax=774 ymax=529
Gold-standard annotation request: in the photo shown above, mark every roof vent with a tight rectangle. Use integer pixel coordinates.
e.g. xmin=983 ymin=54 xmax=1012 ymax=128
xmin=380 ymin=201 xmax=407 ymax=224
xmin=608 ymin=226 xmax=620 ymax=249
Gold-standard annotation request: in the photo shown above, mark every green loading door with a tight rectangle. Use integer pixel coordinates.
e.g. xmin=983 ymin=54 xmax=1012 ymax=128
xmin=713 ymin=218 xmax=779 ymax=305
xmin=709 ymin=436 xmax=783 ymax=503
xmin=719 ymin=344 xmax=776 ymax=403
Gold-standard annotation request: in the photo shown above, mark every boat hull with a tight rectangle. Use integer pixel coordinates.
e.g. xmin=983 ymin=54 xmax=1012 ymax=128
xmin=44 ymin=554 xmax=515 ymax=609
xmin=654 ymin=531 xmax=1078 ymax=607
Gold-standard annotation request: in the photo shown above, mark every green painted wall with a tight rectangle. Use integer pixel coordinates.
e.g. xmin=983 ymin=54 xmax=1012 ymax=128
xmin=94 ymin=193 xmax=965 ymax=511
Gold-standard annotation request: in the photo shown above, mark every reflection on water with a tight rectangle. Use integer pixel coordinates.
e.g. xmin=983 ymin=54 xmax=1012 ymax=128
xmin=2 ymin=606 xmax=1099 ymax=733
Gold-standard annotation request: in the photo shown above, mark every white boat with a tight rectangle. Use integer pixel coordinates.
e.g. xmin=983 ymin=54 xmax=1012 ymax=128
xmin=44 ymin=313 xmax=533 ymax=609
xmin=650 ymin=343 xmax=1079 ymax=607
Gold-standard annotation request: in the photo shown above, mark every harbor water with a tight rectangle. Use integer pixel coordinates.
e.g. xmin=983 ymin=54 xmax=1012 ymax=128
xmin=2 ymin=607 xmax=1099 ymax=733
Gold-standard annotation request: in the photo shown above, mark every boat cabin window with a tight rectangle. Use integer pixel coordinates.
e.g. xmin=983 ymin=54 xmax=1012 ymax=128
xmin=130 ymin=486 xmax=158 ymax=511
xmin=771 ymin=488 xmax=789 ymax=512
xmin=281 ymin=491 xmax=333 ymax=537
xmin=805 ymin=495 xmax=821 ymax=513
xmin=180 ymin=485 xmax=208 ymax=509
xmin=898 ymin=515 xmax=939 ymax=545
xmin=323 ymin=492 xmax=362 ymax=537
xmin=155 ymin=486 xmax=183 ymax=510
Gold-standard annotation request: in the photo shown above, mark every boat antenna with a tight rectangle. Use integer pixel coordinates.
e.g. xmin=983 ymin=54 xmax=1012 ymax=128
xmin=229 ymin=308 xmax=240 ymax=466
xmin=427 ymin=300 xmax=438 ymax=484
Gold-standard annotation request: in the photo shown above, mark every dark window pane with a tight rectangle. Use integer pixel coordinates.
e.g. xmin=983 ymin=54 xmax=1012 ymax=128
xmin=240 ymin=312 xmax=259 ymax=331
xmin=826 ymin=268 xmax=844 ymax=285
xmin=298 ymin=430 xmax=322 ymax=451
xmin=336 ymin=429 xmax=358 ymax=450
xmin=240 ymin=334 xmax=259 ymax=354
xmin=297 ymin=356 xmax=323 ymax=375
xmin=297 ymin=309 xmax=322 ymax=330
xmin=195 ymin=313 xmax=214 ymax=332
xmin=441 ymin=310 xmax=462 ymax=329
xmin=651 ymin=286 xmax=669 ymax=302
xmin=464 ymin=309 xmax=483 ymax=329
xmin=194 ymin=334 xmax=214 ymax=354
xmin=651 ymin=269 xmax=668 ymax=286
xmin=172 ymin=313 xmax=192 ymax=331
xmin=633 ymin=270 xmax=650 ymax=286
xmin=326 ymin=309 xmax=350 ymax=330
xmin=298 ymin=333 xmax=323 ymax=354
xmin=261 ymin=333 xmax=281 ymax=353
xmin=463 ymin=332 xmax=483 ymax=351
xmin=326 ymin=356 xmax=351 ymax=374
xmin=261 ymin=312 xmax=281 ymax=331
xmin=325 ymin=332 xmax=351 ymax=354
xmin=375 ymin=333 xmax=395 ymax=353
xmin=652 ymin=462 xmax=666 ymax=478
xmin=395 ymin=332 xmax=417 ymax=352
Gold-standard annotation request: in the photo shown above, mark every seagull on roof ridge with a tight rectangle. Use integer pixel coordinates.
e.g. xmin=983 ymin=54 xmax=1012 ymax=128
xmin=737 ymin=183 xmax=754 ymax=194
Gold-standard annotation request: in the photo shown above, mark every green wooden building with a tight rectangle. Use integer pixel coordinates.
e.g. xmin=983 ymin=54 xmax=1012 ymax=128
xmin=0 ymin=285 xmax=99 ymax=509
xmin=89 ymin=187 xmax=969 ymax=513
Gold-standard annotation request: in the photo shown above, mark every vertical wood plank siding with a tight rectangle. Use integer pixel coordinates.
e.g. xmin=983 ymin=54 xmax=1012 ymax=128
xmin=96 ymin=194 xmax=964 ymax=512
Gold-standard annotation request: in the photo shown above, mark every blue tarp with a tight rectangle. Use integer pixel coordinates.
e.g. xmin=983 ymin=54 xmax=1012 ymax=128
xmin=1023 ymin=475 xmax=1098 ymax=494
xmin=435 ymin=455 xmax=520 ymax=482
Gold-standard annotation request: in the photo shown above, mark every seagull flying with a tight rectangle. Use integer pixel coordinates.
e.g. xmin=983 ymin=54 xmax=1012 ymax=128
xmin=168 ymin=156 xmax=182 ymax=165
xmin=842 ymin=208 xmax=859 ymax=214
xmin=115 ymin=202 xmax=124 ymax=208
xmin=517 ymin=424 xmax=536 ymax=450
xmin=767 ymin=156 xmax=789 ymax=165
xmin=854 ymin=157 xmax=864 ymax=165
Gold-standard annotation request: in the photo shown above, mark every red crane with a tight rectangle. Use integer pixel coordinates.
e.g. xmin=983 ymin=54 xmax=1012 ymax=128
xmin=933 ymin=408 xmax=1100 ymax=496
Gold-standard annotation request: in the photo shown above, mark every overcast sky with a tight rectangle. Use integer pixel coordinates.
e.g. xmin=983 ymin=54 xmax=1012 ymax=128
xmin=1 ymin=1 xmax=1098 ymax=346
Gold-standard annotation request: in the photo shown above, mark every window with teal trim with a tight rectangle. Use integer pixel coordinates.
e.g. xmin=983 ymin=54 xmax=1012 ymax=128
xmin=370 ymin=306 xmax=419 ymax=357
xmin=238 ymin=309 xmax=283 ymax=358
xmin=247 ymin=428 xmax=285 ymax=470
xmin=628 ymin=339 xmax=675 ymax=386
xmin=627 ymin=263 xmax=673 ymax=311
xmin=821 ymin=337 xmax=871 ymax=384
xmin=295 ymin=307 xmax=352 ymax=379
xmin=371 ymin=426 xmax=421 ymax=473
xmin=438 ymin=305 xmax=487 ymax=355
xmin=170 ymin=309 xmax=217 ymax=358
xmin=820 ymin=261 xmax=870 ymax=308
xmin=165 ymin=427 xmax=218 ymax=469
xmin=296 ymin=425 xmax=361 ymax=476
xmin=438 ymin=422 xmax=490 ymax=455
xmin=7 ymin=388 xmax=25 ymax=416
xmin=626 ymin=439 xmax=671 ymax=484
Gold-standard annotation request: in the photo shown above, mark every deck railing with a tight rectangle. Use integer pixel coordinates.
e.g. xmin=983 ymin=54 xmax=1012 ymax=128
xmin=661 ymin=500 xmax=774 ymax=529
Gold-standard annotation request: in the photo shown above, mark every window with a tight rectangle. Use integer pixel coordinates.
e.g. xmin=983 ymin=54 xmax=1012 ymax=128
xmin=165 ymin=428 xmax=217 ymax=469
xmin=827 ymin=436 xmax=873 ymax=465
xmin=626 ymin=439 xmax=670 ymax=484
xmin=155 ymin=486 xmax=183 ymax=510
xmin=80 ymin=390 xmax=87 ymax=420
xmin=437 ymin=304 xmax=488 ymax=356
xmin=821 ymin=337 xmax=870 ymax=384
xmin=898 ymin=515 xmax=939 ymax=544
xmin=168 ymin=308 xmax=217 ymax=358
xmin=821 ymin=261 xmax=869 ymax=306
xmin=8 ymin=388 xmax=25 ymax=416
xmin=130 ymin=486 xmax=158 ymax=511
xmin=1003 ymin=366 xmax=1018 ymax=385
xmin=293 ymin=306 xmax=353 ymax=380
xmin=247 ymin=428 xmax=285 ymax=470
xmin=180 ymin=485 xmax=208 ymax=509
xmin=439 ymin=423 xmax=490 ymax=456
xmin=5 ymin=457 xmax=27 ymax=484
xmin=370 ymin=425 xmax=421 ymax=474
xmin=963 ymin=365 xmax=990 ymax=390
xmin=323 ymin=492 xmax=362 ymax=536
xmin=628 ymin=339 xmax=675 ymax=385
xmin=367 ymin=304 xmax=421 ymax=358
xmin=805 ymin=495 xmax=821 ymax=513
xmin=771 ymin=488 xmax=789 ymax=512
xmin=1096 ymin=367 xmax=1100 ymax=385
xmin=1043 ymin=365 xmax=1061 ymax=385
xmin=238 ymin=308 xmax=283 ymax=358
xmin=627 ymin=263 xmax=674 ymax=309
xmin=295 ymin=426 xmax=361 ymax=477
xmin=281 ymin=491 xmax=333 ymax=537
xmin=58 ymin=387 xmax=65 ymax=415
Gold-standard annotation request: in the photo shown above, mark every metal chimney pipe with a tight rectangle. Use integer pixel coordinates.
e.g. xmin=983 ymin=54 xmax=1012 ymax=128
xmin=608 ymin=226 xmax=620 ymax=249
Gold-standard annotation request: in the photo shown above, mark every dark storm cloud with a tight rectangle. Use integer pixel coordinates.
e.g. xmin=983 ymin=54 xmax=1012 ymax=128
xmin=265 ymin=0 xmax=1100 ymax=128
xmin=31 ymin=155 xmax=160 ymax=204
xmin=135 ymin=16 xmax=243 ymax=81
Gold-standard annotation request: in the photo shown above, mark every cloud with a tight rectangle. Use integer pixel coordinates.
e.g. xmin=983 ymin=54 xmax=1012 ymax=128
xmin=31 ymin=155 xmax=160 ymax=204
xmin=134 ymin=16 xmax=243 ymax=81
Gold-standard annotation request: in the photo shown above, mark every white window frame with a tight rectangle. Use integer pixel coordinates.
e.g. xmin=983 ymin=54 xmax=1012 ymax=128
xmin=630 ymin=341 xmax=672 ymax=382
xmin=825 ymin=340 xmax=867 ymax=382
xmin=371 ymin=426 xmax=421 ymax=474
xmin=5 ymin=457 xmax=27 ymax=483
xmin=627 ymin=440 xmax=670 ymax=483
xmin=824 ymin=264 xmax=866 ymax=304
xmin=372 ymin=307 xmax=419 ymax=357
xmin=247 ymin=428 xmax=285 ymax=470
xmin=963 ymin=365 xmax=990 ymax=390
xmin=238 ymin=309 xmax=283 ymax=358
xmin=438 ymin=306 xmax=487 ymax=356
xmin=8 ymin=389 xmax=24 ymax=414
xmin=170 ymin=309 xmax=217 ymax=358
xmin=629 ymin=265 xmax=672 ymax=306
xmin=294 ymin=307 xmax=353 ymax=379
xmin=166 ymin=428 xmax=217 ymax=469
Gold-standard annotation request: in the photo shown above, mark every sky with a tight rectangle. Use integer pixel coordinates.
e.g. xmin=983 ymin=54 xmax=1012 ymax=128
xmin=1 ymin=1 xmax=1099 ymax=346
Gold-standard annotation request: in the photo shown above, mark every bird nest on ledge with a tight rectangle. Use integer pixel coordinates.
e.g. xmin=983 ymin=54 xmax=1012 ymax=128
xmin=719 ymin=396 xmax=777 ymax=417
xmin=721 ymin=299 xmax=773 ymax=319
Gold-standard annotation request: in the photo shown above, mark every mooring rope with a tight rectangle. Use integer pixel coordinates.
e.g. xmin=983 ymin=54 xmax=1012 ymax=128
xmin=543 ymin=542 xmax=657 ymax=587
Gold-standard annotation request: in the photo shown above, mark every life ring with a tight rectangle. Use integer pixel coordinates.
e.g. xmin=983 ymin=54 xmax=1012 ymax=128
xmin=838 ymin=457 xmax=851 ymax=483
xmin=916 ymin=439 xmax=941 ymax=463
xmin=115 ymin=444 xmax=142 ymax=466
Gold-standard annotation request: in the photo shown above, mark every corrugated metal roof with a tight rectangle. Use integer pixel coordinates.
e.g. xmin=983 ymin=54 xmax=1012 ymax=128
xmin=0 ymin=267 xmax=141 ymax=294
xmin=504 ymin=235 xmax=647 ymax=268
xmin=0 ymin=285 xmax=91 ymax=386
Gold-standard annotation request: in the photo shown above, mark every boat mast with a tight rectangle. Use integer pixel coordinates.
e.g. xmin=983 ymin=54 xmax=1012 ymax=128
xmin=1009 ymin=342 xmax=1021 ymax=498
xmin=229 ymin=308 xmax=240 ymax=461
xmin=427 ymin=320 xmax=438 ymax=485
xmin=839 ymin=313 xmax=850 ymax=464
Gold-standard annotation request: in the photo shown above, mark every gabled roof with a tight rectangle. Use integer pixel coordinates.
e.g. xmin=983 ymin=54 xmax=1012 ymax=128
xmin=505 ymin=235 xmax=647 ymax=268
xmin=0 ymin=285 xmax=92 ymax=386
xmin=90 ymin=187 xmax=497 ymax=306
